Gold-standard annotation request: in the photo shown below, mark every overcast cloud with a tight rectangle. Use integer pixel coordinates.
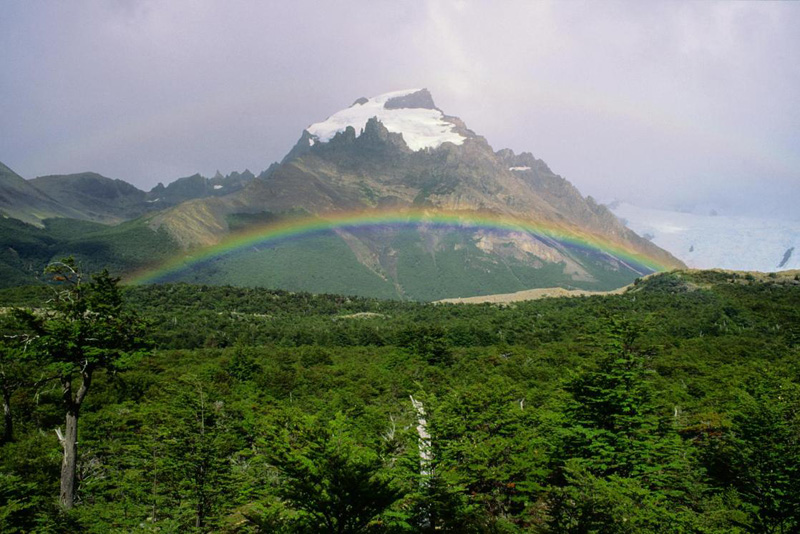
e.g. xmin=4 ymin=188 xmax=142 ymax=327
xmin=1 ymin=1 xmax=798 ymax=218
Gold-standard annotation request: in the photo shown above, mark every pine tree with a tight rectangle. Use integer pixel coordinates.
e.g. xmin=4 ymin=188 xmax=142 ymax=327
xmin=261 ymin=414 xmax=403 ymax=533
xmin=720 ymin=378 xmax=800 ymax=533
xmin=0 ymin=343 xmax=26 ymax=444
xmin=551 ymin=318 xmax=699 ymax=532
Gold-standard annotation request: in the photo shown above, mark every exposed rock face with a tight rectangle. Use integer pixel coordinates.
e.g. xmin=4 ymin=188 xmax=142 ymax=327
xmin=779 ymin=247 xmax=794 ymax=269
xmin=383 ymin=88 xmax=438 ymax=110
xmin=147 ymin=169 xmax=255 ymax=205
xmin=305 ymin=89 xmax=465 ymax=151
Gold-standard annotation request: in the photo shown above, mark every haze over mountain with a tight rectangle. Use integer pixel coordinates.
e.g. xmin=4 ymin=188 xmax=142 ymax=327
xmin=0 ymin=162 xmax=85 ymax=226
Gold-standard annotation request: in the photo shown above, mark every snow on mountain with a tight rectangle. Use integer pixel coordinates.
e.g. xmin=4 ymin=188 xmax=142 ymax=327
xmin=305 ymin=89 xmax=465 ymax=151
xmin=611 ymin=202 xmax=800 ymax=272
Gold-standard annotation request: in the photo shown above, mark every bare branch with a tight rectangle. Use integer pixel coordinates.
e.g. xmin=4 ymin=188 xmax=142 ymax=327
xmin=74 ymin=372 xmax=92 ymax=406
xmin=32 ymin=374 xmax=61 ymax=388
xmin=3 ymin=333 xmax=38 ymax=351
xmin=47 ymin=261 xmax=78 ymax=276
xmin=382 ymin=415 xmax=397 ymax=443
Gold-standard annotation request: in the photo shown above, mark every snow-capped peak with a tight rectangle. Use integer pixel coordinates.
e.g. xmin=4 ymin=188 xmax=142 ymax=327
xmin=305 ymin=89 xmax=466 ymax=151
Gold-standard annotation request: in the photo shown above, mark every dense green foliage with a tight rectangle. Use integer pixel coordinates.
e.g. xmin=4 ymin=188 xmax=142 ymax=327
xmin=0 ymin=270 xmax=798 ymax=532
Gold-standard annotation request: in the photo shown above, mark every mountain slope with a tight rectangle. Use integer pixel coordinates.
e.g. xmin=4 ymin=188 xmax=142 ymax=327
xmin=29 ymin=169 xmax=259 ymax=224
xmin=147 ymin=169 xmax=257 ymax=206
xmin=0 ymin=213 xmax=180 ymax=288
xmin=30 ymin=172 xmax=150 ymax=224
xmin=0 ymin=162 xmax=84 ymax=226
xmin=0 ymin=90 xmax=683 ymax=298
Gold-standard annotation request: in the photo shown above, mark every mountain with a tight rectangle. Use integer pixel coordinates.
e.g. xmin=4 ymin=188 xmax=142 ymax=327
xmin=30 ymin=172 xmax=150 ymax=224
xmin=30 ymin=169 xmax=258 ymax=224
xmin=143 ymin=89 xmax=682 ymax=299
xmin=0 ymin=165 xmax=257 ymax=287
xmin=0 ymin=89 xmax=683 ymax=298
xmin=611 ymin=202 xmax=800 ymax=272
xmin=147 ymin=169 xmax=257 ymax=206
xmin=0 ymin=162 xmax=84 ymax=226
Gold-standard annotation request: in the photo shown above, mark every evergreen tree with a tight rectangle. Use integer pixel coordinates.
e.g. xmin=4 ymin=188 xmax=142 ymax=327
xmin=430 ymin=377 xmax=551 ymax=530
xmin=719 ymin=378 xmax=800 ymax=533
xmin=259 ymin=414 xmax=404 ymax=533
xmin=551 ymin=319 xmax=699 ymax=532
xmin=0 ymin=343 xmax=26 ymax=444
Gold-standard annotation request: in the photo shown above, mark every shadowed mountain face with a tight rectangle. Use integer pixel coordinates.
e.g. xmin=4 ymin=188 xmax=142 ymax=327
xmin=29 ymin=173 xmax=150 ymax=224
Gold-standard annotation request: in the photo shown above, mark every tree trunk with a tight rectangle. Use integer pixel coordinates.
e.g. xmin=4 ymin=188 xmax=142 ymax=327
xmin=410 ymin=396 xmax=433 ymax=530
xmin=59 ymin=371 xmax=91 ymax=510
xmin=2 ymin=388 xmax=12 ymax=443
xmin=60 ymin=407 xmax=79 ymax=509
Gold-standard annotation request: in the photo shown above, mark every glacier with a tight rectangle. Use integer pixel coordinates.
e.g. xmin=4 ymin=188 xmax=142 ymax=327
xmin=611 ymin=202 xmax=800 ymax=272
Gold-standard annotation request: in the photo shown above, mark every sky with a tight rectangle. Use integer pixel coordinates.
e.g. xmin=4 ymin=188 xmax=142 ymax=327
xmin=2 ymin=1 xmax=799 ymax=219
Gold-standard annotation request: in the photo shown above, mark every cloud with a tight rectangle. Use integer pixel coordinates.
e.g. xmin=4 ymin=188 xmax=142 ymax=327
xmin=1 ymin=1 xmax=798 ymax=218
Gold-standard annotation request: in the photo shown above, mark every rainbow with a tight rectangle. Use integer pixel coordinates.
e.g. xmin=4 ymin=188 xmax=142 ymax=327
xmin=127 ymin=209 xmax=670 ymax=285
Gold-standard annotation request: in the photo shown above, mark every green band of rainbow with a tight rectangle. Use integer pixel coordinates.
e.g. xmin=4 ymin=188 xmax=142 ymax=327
xmin=127 ymin=209 xmax=669 ymax=285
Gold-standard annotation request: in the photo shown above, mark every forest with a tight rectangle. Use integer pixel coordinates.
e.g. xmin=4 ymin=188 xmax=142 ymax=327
xmin=1 ymin=267 xmax=799 ymax=533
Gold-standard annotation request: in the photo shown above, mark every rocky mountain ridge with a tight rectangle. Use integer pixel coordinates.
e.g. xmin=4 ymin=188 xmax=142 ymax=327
xmin=0 ymin=164 xmax=258 ymax=226
xmin=151 ymin=91 xmax=677 ymax=260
